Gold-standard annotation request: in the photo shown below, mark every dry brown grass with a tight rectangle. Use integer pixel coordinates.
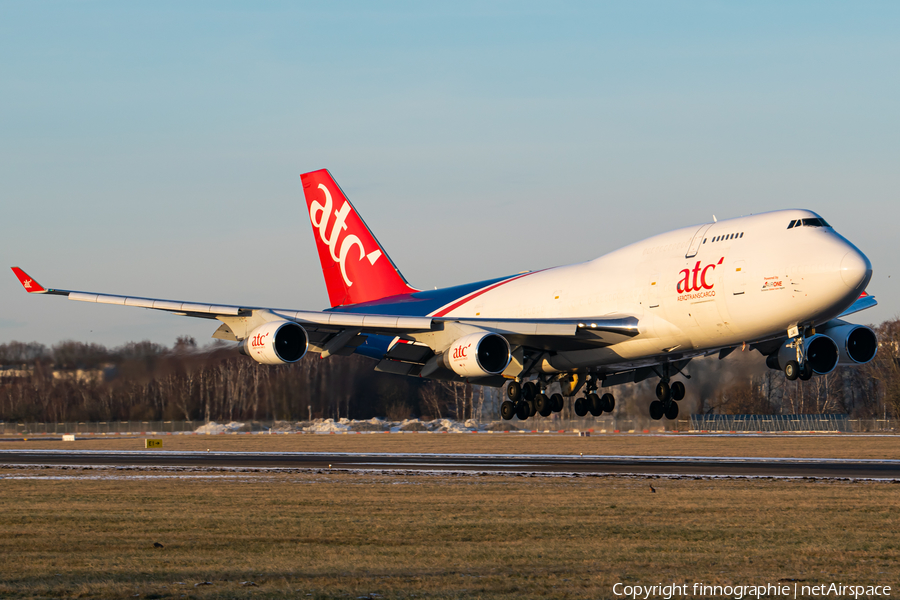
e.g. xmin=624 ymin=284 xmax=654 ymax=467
xmin=1 ymin=466 xmax=898 ymax=599
xmin=6 ymin=432 xmax=900 ymax=459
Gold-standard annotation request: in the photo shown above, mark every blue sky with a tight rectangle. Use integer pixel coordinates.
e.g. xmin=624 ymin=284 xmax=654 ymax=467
xmin=2 ymin=2 xmax=898 ymax=347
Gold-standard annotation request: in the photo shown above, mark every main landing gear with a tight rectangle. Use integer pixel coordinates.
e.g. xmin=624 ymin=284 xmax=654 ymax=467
xmin=501 ymin=380 xmax=565 ymax=421
xmin=572 ymin=376 xmax=615 ymax=418
xmin=649 ymin=366 xmax=686 ymax=421
xmin=501 ymin=379 xmax=598 ymax=421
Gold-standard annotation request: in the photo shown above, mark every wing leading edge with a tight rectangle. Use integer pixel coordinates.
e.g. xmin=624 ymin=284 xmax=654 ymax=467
xmin=10 ymin=268 xmax=640 ymax=362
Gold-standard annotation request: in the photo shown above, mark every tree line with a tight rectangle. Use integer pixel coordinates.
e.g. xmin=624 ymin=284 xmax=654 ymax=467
xmin=0 ymin=337 xmax=491 ymax=423
xmin=1 ymin=318 xmax=898 ymax=423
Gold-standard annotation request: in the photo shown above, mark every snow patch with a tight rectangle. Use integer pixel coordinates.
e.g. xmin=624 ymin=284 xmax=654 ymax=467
xmin=192 ymin=417 xmax=500 ymax=435
xmin=193 ymin=421 xmax=247 ymax=435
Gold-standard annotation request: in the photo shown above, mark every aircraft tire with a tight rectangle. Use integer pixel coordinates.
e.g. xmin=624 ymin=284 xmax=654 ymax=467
xmin=515 ymin=401 xmax=530 ymax=421
xmin=507 ymin=381 xmax=522 ymax=402
xmin=799 ymin=362 xmax=813 ymax=381
xmin=574 ymin=397 xmax=588 ymax=417
xmin=601 ymin=393 xmax=615 ymax=413
xmin=671 ymin=381 xmax=685 ymax=401
xmin=649 ymin=400 xmax=665 ymax=420
xmin=784 ymin=360 xmax=800 ymax=381
xmin=665 ymin=401 xmax=679 ymax=420
xmin=587 ymin=393 xmax=603 ymax=416
xmin=655 ymin=381 xmax=671 ymax=402
xmin=550 ymin=393 xmax=564 ymax=412
xmin=522 ymin=381 xmax=537 ymax=401
xmin=500 ymin=401 xmax=516 ymax=421
xmin=535 ymin=394 xmax=552 ymax=417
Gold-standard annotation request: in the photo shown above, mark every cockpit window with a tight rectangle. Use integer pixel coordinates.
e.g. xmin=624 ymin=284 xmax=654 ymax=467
xmin=788 ymin=218 xmax=831 ymax=229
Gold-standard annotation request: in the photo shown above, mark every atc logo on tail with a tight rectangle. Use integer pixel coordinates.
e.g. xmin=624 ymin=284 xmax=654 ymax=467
xmin=300 ymin=170 xmax=417 ymax=307
xmin=308 ymin=183 xmax=384 ymax=285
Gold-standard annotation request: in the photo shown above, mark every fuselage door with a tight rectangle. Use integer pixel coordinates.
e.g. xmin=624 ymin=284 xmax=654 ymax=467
xmin=731 ymin=260 xmax=747 ymax=295
xmin=685 ymin=224 xmax=713 ymax=258
xmin=648 ymin=273 xmax=660 ymax=308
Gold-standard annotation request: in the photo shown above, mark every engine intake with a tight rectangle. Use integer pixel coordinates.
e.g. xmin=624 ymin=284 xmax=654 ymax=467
xmin=819 ymin=321 xmax=878 ymax=365
xmin=443 ymin=332 xmax=511 ymax=378
xmin=242 ymin=321 xmax=308 ymax=365
xmin=767 ymin=334 xmax=839 ymax=375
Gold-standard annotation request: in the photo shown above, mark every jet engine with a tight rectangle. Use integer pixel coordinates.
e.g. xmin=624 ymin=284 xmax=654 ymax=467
xmin=819 ymin=321 xmax=878 ymax=366
xmin=241 ymin=321 xmax=308 ymax=365
xmin=442 ymin=332 xmax=511 ymax=378
xmin=766 ymin=333 xmax=839 ymax=375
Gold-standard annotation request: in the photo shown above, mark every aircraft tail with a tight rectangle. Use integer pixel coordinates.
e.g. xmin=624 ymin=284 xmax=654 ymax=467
xmin=300 ymin=169 xmax=417 ymax=307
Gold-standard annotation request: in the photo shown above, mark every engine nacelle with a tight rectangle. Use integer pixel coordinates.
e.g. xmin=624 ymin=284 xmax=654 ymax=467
xmin=767 ymin=333 xmax=839 ymax=375
xmin=442 ymin=332 xmax=511 ymax=378
xmin=242 ymin=321 xmax=308 ymax=365
xmin=819 ymin=321 xmax=878 ymax=366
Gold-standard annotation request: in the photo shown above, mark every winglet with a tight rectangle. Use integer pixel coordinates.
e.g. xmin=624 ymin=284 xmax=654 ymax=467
xmin=11 ymin=267 xmax=46 ymax=293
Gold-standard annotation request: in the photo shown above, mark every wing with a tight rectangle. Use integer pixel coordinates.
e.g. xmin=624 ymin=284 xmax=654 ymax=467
xmin=11 ymin=268 xmax=640 ymax=363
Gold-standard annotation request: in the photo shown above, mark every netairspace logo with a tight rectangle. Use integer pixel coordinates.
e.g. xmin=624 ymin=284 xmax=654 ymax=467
xmin=612 ymin=582 xmax=892 ymax=600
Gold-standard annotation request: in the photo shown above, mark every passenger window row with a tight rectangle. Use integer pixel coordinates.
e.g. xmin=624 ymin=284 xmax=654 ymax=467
xmin=788 ymin=218 xmax=830 ymax=229
xmin=704 ymin=232 xmax=744 ymax=244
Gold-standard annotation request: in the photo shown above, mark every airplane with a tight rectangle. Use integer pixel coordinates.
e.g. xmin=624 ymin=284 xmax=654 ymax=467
xmin=12 ymin=169 xmax=878 ymax=421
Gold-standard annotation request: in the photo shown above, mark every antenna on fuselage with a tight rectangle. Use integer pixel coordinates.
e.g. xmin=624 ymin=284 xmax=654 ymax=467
xmin=712 ymin=215 xmax=717 ymax=222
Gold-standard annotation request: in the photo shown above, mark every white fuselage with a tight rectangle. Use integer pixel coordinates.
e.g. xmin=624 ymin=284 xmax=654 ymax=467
xmin=436 ymin=209 xmax=872 ymax=373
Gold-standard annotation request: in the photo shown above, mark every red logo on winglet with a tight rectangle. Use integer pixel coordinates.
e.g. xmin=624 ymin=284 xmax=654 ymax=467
xmin=11 ymin=267 xmax=46 ymax=293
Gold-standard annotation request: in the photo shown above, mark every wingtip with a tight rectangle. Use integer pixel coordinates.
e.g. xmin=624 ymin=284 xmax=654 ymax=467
xmin=11 ymin=267 xmax=46 ymax=293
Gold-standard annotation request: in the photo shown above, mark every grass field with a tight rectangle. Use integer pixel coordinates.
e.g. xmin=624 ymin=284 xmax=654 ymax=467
xmin=1 ymin=465 xmax=898 ymax=599
xmin=5 ymin=432 xmax=900 ymax=459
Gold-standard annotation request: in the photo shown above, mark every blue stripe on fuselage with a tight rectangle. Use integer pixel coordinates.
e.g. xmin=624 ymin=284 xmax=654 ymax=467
xmin=325 ymin=275 xmax=516 ymax=362
xmin=355 ymin=333 xmax=394 ymax=360
xmin=325 ymin=275 xmax=514 ymax=317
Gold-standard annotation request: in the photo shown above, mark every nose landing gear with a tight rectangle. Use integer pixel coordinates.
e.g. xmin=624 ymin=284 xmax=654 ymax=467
xmin=782 ymin=330 xmax=815 ymax=381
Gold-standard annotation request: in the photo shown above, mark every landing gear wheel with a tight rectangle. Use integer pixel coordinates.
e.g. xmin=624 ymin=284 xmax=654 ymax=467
xmin=784 ymin=360 xmax=800 ymax=381
xmin=587 ymin=393 xmax=603 ymax=417
xmin=515 ymin=401 xmax=530 ymax=421
xmin=500 ymin=401 xmax=515 ymax=421
xmin=521 ymin=381 xmax=537 ymax=401
xmin=535 ymin=394 xmax=552 ymax=417
xmin=649 ymin=400 xmax=665 ymax=421
xmin=574 ymin=397 xmax=588 ymax=417
xmin=670 ymin=381 xmax=685 ymax=401
xmin=600 ymin=393 xmax=615 ymax=413
xmin=665 ymin=401 xmax=679 ymax=420
xmin=506 ymin=381 xmax=522 ymax=402
xmin=655 ymin=381 xmax=671 ymax=402
xmin=550 ymin=393 xmax=564 ymax=412
xmin=799 ymin=362 xmax=813 ymax=381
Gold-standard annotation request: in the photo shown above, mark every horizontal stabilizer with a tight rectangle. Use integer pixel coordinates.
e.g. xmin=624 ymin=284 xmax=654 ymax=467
xmin=839 ymin=292 xmax=877 ymax=318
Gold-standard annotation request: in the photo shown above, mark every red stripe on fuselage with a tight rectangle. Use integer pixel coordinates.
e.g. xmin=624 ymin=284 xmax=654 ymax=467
xmin=430 ymin=270 xmax=544 ymax=318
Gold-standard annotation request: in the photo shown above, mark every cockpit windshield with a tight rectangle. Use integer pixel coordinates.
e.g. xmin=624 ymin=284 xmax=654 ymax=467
xmin=787 ymin=218 xmax=830 ymax=229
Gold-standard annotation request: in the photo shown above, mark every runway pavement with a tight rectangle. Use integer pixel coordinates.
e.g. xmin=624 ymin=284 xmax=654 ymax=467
xmin=2 ymin=449 xmax=899 ymax=478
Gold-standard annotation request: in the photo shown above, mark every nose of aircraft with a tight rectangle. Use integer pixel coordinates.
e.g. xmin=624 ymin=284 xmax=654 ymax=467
xmin=840 ymin=248 xmax=872 ymax=290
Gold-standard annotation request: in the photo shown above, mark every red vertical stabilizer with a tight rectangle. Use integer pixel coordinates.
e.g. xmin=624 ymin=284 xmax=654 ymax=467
xmin=300 ymin=169 xmax=417 ymax=307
